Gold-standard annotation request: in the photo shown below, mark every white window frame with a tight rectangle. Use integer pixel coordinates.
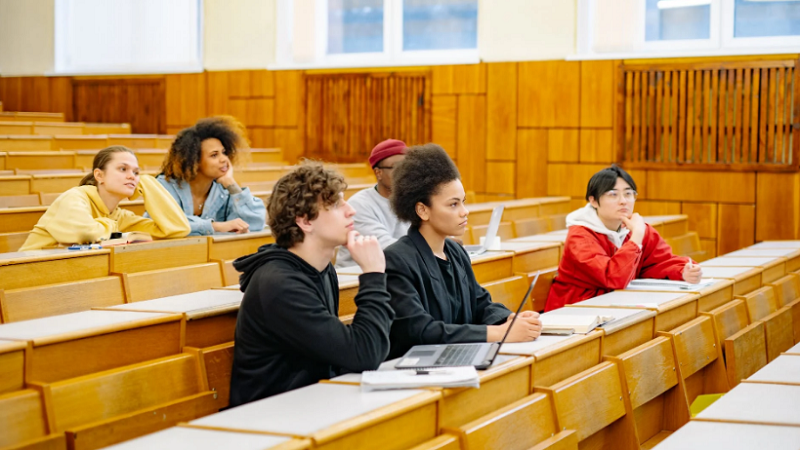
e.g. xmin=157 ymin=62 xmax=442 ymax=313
xmin=573 ymin=0 xmax=800 ymax=60
xmin=272 ymin=0 xmax=479 ymax=70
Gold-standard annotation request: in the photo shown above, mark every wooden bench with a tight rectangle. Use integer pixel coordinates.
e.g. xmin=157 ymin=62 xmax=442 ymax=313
xmin=106 ymin=426 xmax=311 ymax=450
xmin=501 ymin=332 xmax=603 ymax=389
xmin=0 ymin=111 xmax=65 ymax=122
xmin=37 ymin=352 xmax=218 ymax=450
xmin=701 ymin=256 xmax=787 ymax=283
xmin=0 ymin=339 xmax=27 ymax=395
xmin=559 ymin=306 xmax=657 ymax=356
xmin=53 ymin=135 xmax=108 ymax=151
xmin=727 ymin=248 xmax=800 ymax=272
xmin=208 ymin=230 xmax=274 ymax=261
xmin=482 ymin=275 xmax=531 ymax=311
xmin=238 ymin=167 xmax=292 ymax=184
xmin=743 ymin=354 xmax=800 ymax=387
xmin=249 ymin=148 xmax=285 ymax=164
xmin=337 ymin=274 xmax=359 ymax=317
xmin=702 ymin=299 xmax=767 ymax=387
xmin=406 ymin=434 xmax=460 ymax=450
xmin=101 ymin=289 xmax=243 ymax=348
xmin=700 ymin=266 xmax=763 ymax=296
xmin=0 ymin=121 xmax=34 ymax=134
xmin=0 ymin=174 xmax=31 ymax=195
xmin=0 ymin=249 xmax=111 ymax=290
xmin=84 ymin=123 xmax=131 ymax=135
xmin=606 ymin=336 xmax=690 ymax=448
xmin=535 ymin=361 xmax=639 ymax=450
xmin=0 ymin=310 xmax=184 ymax=383
xmin=132 ymin=149 xmax=168 ymax=168
xmin=665 ymin=231 xmax=706 ymax=261
xmin=510 ymin=230 xmax=568 ymax=245
xmin=108 ymin=134 xmax=158 ymax=149
xmin=623 ymin=278 xmax=734 ymax=314
xmin=30 ymin=173 xmax=83 ymax=193
xmin=33 ymin=122 xmax=85 ymax=136
xmin=0 ymin=388 xmax=66 ymax=449
xmin=186 ymin=383 xmax=441 ymax=450
xmin=185 ymin=341 xmax=235 ymax=411
xmin=469 ymin=251 xmax=514 ymax=284
xmin=573 ymin=290 xmax=699 ymax=333
xmin=109 ymin=238 xmax=209 ymax=273
xmin=765 ymin=274 xmax=800 ymax=343
xmin=694 ymin=383 xmax=800 ymax=428
xmin=120 ymin=262 xmax=224 ymax=303
xmin=737 ymin=286 xmax=794 ymax=361
xmin=469 ymin=221 xmax=515 ymax=246
xmin=643 ymin=215 xmax=688 ymax=238
xmin=492 ymin=241 xmax=561 ymax=275
xmin=0 ymin=135 xmax=52 ymax=151
xmin=0 ymin=232 xmax=28 ymax=253
xmin=653 ymin=421 xmax=800 ymax=449
xmin=0 ymin=275 xmax=127 ymax=323
xmin=512 ymin=217 xmax=552 ymax=237
xmin=6 ymin=151 xmax=77 ymax=171
xmin=0 ymin=193 xmax=39 ymax=208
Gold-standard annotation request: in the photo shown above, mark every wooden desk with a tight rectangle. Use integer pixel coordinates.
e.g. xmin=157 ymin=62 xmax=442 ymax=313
xmin=699 ymin=266 xmax=763 ymax=296
xmin=338 ymin=274 xmax=359 ymax=317
xmin=643 ymin=214 xmax=688 ymax=238
xmin=622 ymin=278 xmax=735 ymax=313
xmin=100 ymin=289 xmax=243 ymax=348
xmin=208 ymin=230 xmax=274 ymax=261
xmin=0 ymin=310 xmax=183 ymax=382
xmin=653 ymin=421 xmax=800 ymax=450
xmin=0 ymin=338 xmax=26 ymax=395
xmin=786 ymin=342 xmax=800 ymax=355
xmin=701 ymin=256 xmax=787 ymax=284
xmin=743 ymin=354 xmax=800 ymax=386
xmin=329 ymin=355 xmax=534 ymax=431
xmin=106 ymin=426 xmax=312 ymax=450
xmin=187 ymin=383 xmax=441 ymax=450
xmin=501 ymin=332 xmax=603 ymax=388
xmin=749 ymin=241 xmax=800 ymax=250
xmin=0 ymin=206 xmax=46 ymax=232
xmin=489 ymin=241 xmax=561 ymax=273
xmin=109 ymin=237 xmax=209 ymax=273
xmin=726 ymin=248 xmax=800 ymax=272
xmin=694 ymin=383 xmax=800 ymax=427
xmin=0 ymin=248 xmax=110 ymax=290
xmin=509 ymin=230 xmax=568 ymax=244
xmin=336 ymin=265 xmax=364 ymax=276
xmin=572 ymin=290 xmax=699 ymax=332
xmin=469 ymin=251 xmax=514 ymax=284
xmin=558 ymin=306 xmax=656 ymax=356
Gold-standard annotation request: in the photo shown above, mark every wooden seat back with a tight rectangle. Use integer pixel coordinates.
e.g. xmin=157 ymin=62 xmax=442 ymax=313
xmin=53 ymin=135 xmax=107 ymax=151
xmin=43 ymin=353 xmax=217 ymax=449
xmin=737 ymin=286 xmax=779 ymax=322
xmin=481 ymin=275 xmax=530 ymax=311
xmin=0 ymin=340 xmax=26 ymax=395
xmin=455 ymin=392 xmax=571 ymax=450
xmin=83 ymin=123 xmax=131 ymax=135
xmin=0 ymin=135 xmax=53 ymax=151
xmin=121 ymin=262 xmax=224 ymax=303
xmin=109 ymin=237 xmax=209 ymax=273
xmin=0 ymin=121 xmax=33 ymax=134
xmin=723 ymin=321 xmax=767 ymax=387
xmin=0 ymin=206 xmax=45 ymax=233
xmin=665 ymin=232 xmax=705 ymax=261
xmin=0 ymin=194 xmax=39 ymax=208
xmin=33 ymin=122 xmax=85 ymax=136
xmin=657 ymin=316 xmax=729 ymax=407
xmin=407 ymin=434 xmax=460 ymax=450
xmin=547 ymin=213 xmax=568 ymax=231
xmin=0 ymin=275 xmax=126 ymax=323
xmin=0 ymin=389 xmax=65 ymax=449
xmin=608 ymin=336 xmax=689 ymax=447
xmin=30 ymin=173 xmax=83 ymax=194
xmin=513 ymin=217 xmax=551 ymax=238
xmin=0 ymin=175 xmax=31 ymax=196
xmin=537 ymin=361 xmax=638 ymax=450
xmin=0 ymin=232 xmax=27 ymax=253
xmin=766 ymin=273 xmax=800 ymax=308
xmin=0 ymin=112 xmax=65 ymax=122
xmin=108 ymin=134 xmax=158 ymax=149
xmin=760 ymin=306 xmax=795 ymax=362
xmin=702 ymin=299 xmax=750 ymax=346
xmin=187 ymin=341 xmax=234 ymax=410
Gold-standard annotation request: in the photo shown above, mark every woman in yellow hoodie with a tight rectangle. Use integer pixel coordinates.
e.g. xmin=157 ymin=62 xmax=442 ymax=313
xmin=21 ymin=146 xmax=191 ymax=251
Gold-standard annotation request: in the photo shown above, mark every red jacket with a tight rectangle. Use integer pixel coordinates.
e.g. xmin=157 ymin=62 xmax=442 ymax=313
xmin=545 ymin=224 xmax=691 ymax=311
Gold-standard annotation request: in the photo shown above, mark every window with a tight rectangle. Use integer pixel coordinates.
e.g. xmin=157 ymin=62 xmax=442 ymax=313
xmin=276 ymin=0 xmax=478 ymax=69
xmin=54 ymin=0 xmax=202 ymax=75
xmin=578 ymin=0 xmax=800 ymax=58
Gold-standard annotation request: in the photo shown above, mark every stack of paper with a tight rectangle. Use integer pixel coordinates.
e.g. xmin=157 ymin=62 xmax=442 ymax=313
xmin=626 ymin=278 xmax=716 ymax=291
xmin=540 ymin=314 xmax=614 ymax=335
xmin=360 ymin=367 xmax=479 ymax=392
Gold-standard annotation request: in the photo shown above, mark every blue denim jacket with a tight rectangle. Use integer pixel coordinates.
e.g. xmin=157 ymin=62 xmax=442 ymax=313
xmin=154 ymin=174 xmax=266 ymax=236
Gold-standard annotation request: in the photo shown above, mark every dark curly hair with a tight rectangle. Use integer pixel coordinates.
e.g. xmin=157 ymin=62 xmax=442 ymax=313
xmin=390 ymin=143 xmax=460 ymax=228
xmin=161 ymin=116 xmax=248 ymax=182
xmin=268 ymin=160 xmax=347 ymax=248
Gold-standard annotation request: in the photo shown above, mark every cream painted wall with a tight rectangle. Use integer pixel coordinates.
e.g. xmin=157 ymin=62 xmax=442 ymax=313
xmin=478 ymin=0 xmax=577 ymax=62
xmin=0 ymin=0 xmax=55 ymax=76
xmin=203 ymin=0 xmax=277 ymax=70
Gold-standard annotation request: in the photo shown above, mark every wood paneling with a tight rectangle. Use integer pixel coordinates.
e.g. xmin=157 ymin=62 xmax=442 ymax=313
xmin=516 ymin=129 xmax=548 ymax=198
xmin=756 ymin=172 xmax=800 ymax=241
xmin=486 ymin=63 xmax=517 ymax=161
xmin=205 ymin=71 xmax=229 ymax=116
xmin=251 ymin=70 xmax=275 ymax=97
xmin=718 ymin=203 xmax=756 ymax=255
xmin=246 ymin=98 xmax=275 ymax=127
xmin=645 ymin=170 xmax=756 ymax=203
xmin=228 ymin=70 xmax=252 ymax=97
xmin=485 ymin=161 xmax=516 ymax=195
xmin=581 ymin=60 xmax=617 ymax=128
xmin=165 ymin=73 xmax=206 ymax=129
xmin=274 ymin=70 xmax=301 ymax=127
xmin=274 ymin=128 xmax=300 ymax=165
xmin=547 ymin=129 xmax=579 ymax=162
xmin=634 ymin=201 xmax=682 ymax=216
xmin=518 ymin=61 xmax=581 ymax=127
xmin=682 ymin=202 xmax=718 ymax=238
xmin=432 ymin=95 xmax=458 ymax=158
xmin=580 ymin=129 xmax=614 ymax=163
xmin=433 ymin=64 xmax=487 ymax=95
xmin=227 ymin=99 xmax=247 ymax=125
xmin=547 ymin=164 xmax=606 ymax=198
xmin=457 ymin=95 xmax=487 ymax=193
xmin=73 ymin=78 xmax=166 ymax=134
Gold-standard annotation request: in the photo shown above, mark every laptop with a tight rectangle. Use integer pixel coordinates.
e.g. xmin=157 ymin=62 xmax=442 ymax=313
xmin=395 ymin=271 xmax=540 ymax=371
xmin=463 ymin=205 xmax=505 ymax=256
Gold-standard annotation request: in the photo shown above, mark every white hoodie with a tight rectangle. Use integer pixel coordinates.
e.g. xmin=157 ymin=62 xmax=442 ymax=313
xmin=566 ymin=203 xmax=630 ymax=249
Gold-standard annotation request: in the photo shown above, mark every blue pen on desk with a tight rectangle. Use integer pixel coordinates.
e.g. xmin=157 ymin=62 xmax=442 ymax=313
xmin=67 ymin=244 xmax=103 ymax=251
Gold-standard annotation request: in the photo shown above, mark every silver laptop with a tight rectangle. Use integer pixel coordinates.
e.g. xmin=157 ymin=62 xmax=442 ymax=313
xmin=395 ymin=271 xmax=540 ymax=371
xmin=463 ymin=205 xmax=505 ymax=256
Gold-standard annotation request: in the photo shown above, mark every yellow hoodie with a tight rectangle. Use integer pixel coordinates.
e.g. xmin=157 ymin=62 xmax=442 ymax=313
xmin=20 ymin=175 xmax=191 ymax=251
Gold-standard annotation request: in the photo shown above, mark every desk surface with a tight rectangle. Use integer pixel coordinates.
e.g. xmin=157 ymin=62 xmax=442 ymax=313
xmin=499 ymin=333 xmax=579 ymax=356
xmin=330 ymin=354 xmax=522 ymax=384
xmin=725 ymin=248 xmax=800 ymax=258
xmin=745 ymin=354 xmax=800 ymax=385
xmin=558 ymin=306 xmax=655 ymax=335
xmin=0 ymin=338 xmax=26 ymax=354
xmin=701 ymin=256 xmax=785 ymax=267
xmin=571 ymin=290 xmax=698 ymax=311
xmin=652 ymin=421 xmax=800 ymax=450
xmin=337 ymin=274 xmax=360 ymax=289
xmin=0 ymin=248 xmax=108 ymax=266
xmin=749 ymin=241 xmax=800 ymax=250
xmin=105 ymin=426 xmax=308 ymax=450
xmin=104 ymin=289 xmax=244 ymax=319
xmin=189 ymin=383 xmax=437 ymax=437
xmin=642 ymin=214 xmax=687 ymax=224
xmin=336 ymin=265 xmax=364 ymax=275
xmin=469 ymin=251 xmax=514 ymax=264
xmin=0 ymin=310 xmax=179 ymax=344
xmin=698 ymin=266 xmax=763 ymax=280
xmin=787 ymin=342 xmax=800 ymax=355
xmin=210 ymin=229 xmax=273 ymax=242
xmin=695 ymin=383 xmax=800 ymax=427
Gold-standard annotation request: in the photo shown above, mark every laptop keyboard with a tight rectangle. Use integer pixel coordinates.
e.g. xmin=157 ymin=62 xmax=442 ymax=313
xmin=435 ymin=345 xmax=481 ymax=366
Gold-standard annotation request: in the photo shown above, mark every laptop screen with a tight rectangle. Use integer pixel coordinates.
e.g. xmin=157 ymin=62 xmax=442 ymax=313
xmin=496 ymin=271 xmax=540 ymax=344
xmin=482 ymin=205 xmax=505 ymax=249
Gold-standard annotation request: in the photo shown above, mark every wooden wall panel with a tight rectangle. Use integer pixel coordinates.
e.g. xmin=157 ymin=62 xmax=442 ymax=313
xmin=248 ymin=128 xmax=275 ymax=149
xmin=165 ymin=73 xmax=206 ymax=129
xmin=274 ymin=70 xmax=301 ymax=127
xmin=547 ymin=129 xmax=579 ymax=162
xmin=432 ymin=95 xmax=458 ymax=158
xmin=756 ymin=172 xmax=800 ymax=241
xmin=486 ymin=161 xmax=516 ymax=194
xmin=516 ymin=129 xmax=548 ymax=198
xmin=251 ymin=70 xmax=275 ymax=97
xmin=579 ymin=129 xmax=614 ymax=163
xmin=227 ymin=99 xmax=247 ymax=126
xmin=205 ymin=71 xmax=229 ymax=116
xmin=274 ymin=128 xmax=300 ymax=165
xmin=49 ymin=77 xmax=74 ymax=122
xmin=73 ymin=78 xmax=166 ymax=134
xmin=634 ymin=201 xmax=682 ymax=216
xmin=547 ymin=164 xmax=607 ymax=197
xmin=433 ymin=64 xmax=487 ymax=95
xmin=682 ymin=202 xmax=718 ymax=239
xmin=247 ymin=98 xmax=275 ymax=127
xmin=518 ymin=61 xmax=580 ymax=127
xmin=486 ymin=63 xmax=517 ymax=161
xmin=718 ymin=203 xmax=756 ymax=254
xmin=457 ymin=95 xmax=487 ymax=193
xmin=580 ymin=60 xmax=617 ymax=128
xmin=0 ymin=77 xmax=22 ymax=111
xmin=20 ymin=77 xmax=50 ymax=113
xmin=701 ymin=239 xmax=718 ymax=259
xmin=645 ymin=170 xmax=756 ymax=203
xmin=228 ymin=71 xmax=252 ymax=97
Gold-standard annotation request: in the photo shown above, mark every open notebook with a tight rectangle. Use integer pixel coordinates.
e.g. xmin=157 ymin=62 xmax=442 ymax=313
xmin=360 ymin=366 xmax=479 ymax=392
xmin=625 ymin=278 xmax=716 ymax=291
xmin=540 ymin=314 xmax=614 ymax=335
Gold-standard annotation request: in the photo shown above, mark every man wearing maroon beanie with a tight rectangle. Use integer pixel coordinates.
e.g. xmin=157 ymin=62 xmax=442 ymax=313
xmin=336 ymin=139 xmax=410 ymax=268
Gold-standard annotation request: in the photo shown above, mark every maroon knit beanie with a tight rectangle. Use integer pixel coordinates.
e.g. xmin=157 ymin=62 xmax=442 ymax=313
xmin=368 ymin=139 xmax=407 ymax=167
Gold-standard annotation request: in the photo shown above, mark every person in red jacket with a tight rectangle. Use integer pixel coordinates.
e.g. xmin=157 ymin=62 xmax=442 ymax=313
xmin=545 ymin=165 xmax=702 ymax=311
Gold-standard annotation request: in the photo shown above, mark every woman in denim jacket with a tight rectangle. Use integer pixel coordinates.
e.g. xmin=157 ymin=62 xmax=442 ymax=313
xmin=156 ymin=116 xmax=266 ymax=236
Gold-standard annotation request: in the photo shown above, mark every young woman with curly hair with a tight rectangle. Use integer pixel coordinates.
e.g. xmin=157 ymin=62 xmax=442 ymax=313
xmin=157 ymin=116 xmax=266 ymax=235
xmin=384 ymin=144 xmax=542 ymax=359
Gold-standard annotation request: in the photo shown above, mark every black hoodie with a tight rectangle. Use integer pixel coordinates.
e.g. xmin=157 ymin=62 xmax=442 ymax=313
xmin=229 ymin=244 xmax=395 ymax=406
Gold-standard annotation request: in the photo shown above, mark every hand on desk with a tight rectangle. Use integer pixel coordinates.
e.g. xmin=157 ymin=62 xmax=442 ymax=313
xmin=488 ymin=310 xmax=541 ymax=342
xmin=682 ymin=260 xmax=703 ymax=284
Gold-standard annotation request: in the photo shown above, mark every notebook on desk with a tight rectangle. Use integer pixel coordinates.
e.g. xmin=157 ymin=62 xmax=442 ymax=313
xmin=395 ymin=271 xmax=539 ymax=370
